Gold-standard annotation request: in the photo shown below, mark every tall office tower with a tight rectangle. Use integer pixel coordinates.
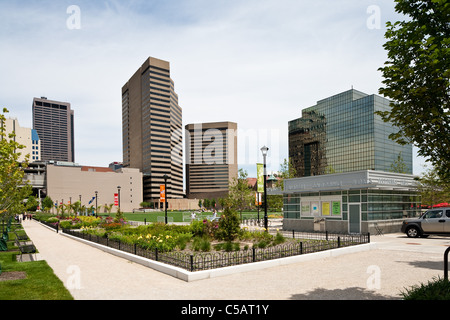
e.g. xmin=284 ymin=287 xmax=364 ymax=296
xmin=32 ymin=97 xmax=74 ymax=162
xmin=288 ymin=89 xmax=413 ymax=177
xmin=185 ymin=122 xmax=238 ymax=200
xmin=122 ymin=57 xmax=183 ymax=203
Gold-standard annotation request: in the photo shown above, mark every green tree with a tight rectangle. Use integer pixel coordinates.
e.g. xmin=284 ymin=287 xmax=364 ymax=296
xmin=42 ymin=196 xmax=54 ymax=212
xmin=71 ymin=201 xmax=81 ymax=215
xmin=203 ymin=198 xmax=210 ymax=209
xmin=218 ymin=197 xmax=226 ymax=209
xmin=390 ymin=153 xmax=409 ymax=174
xmin=26 ymin=195 xmax=39 ymax=211
xmin=377 ymin=0 xmax=450 ymax=181
xmin=216 ymin=207 xmax=241 ymax=242
xmin=267 ymin=195 xmax=283 ymax=211
xmin=0 ymin=108 xmax=31 ymax=223
xmin=104 ymin=203 xmax=114 ymax=213
xmin=227 ymin=168 xmax=254 ymax=218
xmin=416 ymin=165 xmax=450 ymax=207
xmin=276 ymin=158 xmax=297 ymax=190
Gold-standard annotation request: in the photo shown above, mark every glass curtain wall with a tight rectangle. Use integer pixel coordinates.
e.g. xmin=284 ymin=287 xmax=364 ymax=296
xmin=284 ymin=189 xmax=421 ymax=221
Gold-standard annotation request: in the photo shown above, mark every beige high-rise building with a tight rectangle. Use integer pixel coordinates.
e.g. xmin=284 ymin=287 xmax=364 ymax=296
xmin=185 ymin=122 xmax=238 ymax=200
xmin=122 ymin=57 xmax=183 ymax=204
xmin=4 ymin=117 xmax=41 ymax=162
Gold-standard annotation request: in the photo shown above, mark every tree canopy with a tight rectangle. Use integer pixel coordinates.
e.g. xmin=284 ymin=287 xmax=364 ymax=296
xmin=416 ymin=164 xmax=450 ymax=207
xmin=226 ymin=168 xmax=254 ymax=215
xmin=0 ymin=108 xmax=31 ymax=221
xmin=378 ymin=0 xmax=450 ymax=181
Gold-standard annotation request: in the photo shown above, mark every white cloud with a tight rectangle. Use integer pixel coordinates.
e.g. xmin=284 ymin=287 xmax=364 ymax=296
xmin=0 ymin=0 xmax=425 ymax=176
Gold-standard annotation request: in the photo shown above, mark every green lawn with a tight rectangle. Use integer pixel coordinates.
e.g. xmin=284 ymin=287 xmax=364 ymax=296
xmin=119 ymin=210 xmax=282 ymax=223
xmin=0 ymin=226 xmax=73 ymax=300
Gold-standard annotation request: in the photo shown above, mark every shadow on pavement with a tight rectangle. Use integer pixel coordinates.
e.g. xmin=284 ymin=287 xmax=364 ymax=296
xmin=289 ymin=287 xmax=399 ymax=300
xmin=398 ymin=259 xmax=444 ymax=272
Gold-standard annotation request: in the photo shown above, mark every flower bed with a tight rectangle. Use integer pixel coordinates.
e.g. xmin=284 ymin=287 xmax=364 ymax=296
xmin=35 ymin=209 xmax=370 ymax=272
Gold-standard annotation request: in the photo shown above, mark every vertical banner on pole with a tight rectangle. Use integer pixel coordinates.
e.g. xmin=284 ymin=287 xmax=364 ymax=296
xmin=160 ymin=185 xmax=165 ymax=203
xmin=255 ymin=192 xmax=262 ymax=206
xmin=114 ymin=193 xmax=119 ymax=206
xmin=257 ymin=163 xmax=264 ymax=193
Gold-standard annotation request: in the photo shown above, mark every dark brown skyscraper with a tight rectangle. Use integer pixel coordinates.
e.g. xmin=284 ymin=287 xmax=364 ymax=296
xmin=32 ymin=97 xmax=74 ymax=162
xmin=122 ymin=57 xmax=183 ymax=204
xmin=185 ymin=122 xmax=238 ymax=200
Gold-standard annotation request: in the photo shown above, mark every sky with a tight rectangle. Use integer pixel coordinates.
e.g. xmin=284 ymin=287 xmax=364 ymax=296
xmin=0 ymin=0 xmax=428 ymax=178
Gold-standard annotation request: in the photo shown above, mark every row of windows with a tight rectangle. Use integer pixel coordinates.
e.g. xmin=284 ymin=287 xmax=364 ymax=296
xmin=34 ymin=101 xmax=69 ymax=110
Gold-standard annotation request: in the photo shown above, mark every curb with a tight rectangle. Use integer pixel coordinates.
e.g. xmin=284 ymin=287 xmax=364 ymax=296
xmin=60 ymin=231 xmax=377 ymax=282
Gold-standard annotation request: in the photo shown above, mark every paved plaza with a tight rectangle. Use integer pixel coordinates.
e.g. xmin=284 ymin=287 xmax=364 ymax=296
xmin=21 ymin=218 xmax=450 ymax=300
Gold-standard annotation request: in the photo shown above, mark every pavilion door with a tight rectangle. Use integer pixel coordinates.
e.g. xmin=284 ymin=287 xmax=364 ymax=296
xmin=349 ymin=204 xmax=361 ymax=234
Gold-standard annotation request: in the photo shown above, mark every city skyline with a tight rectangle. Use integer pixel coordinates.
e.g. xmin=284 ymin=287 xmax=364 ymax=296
xmin=0 ymin=0 xmax=428 ymax=177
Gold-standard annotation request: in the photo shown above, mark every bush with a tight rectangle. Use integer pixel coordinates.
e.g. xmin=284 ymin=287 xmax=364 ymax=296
xmin=273 ymin=232 xmax=286 ymax=245
xmin=214 ymin=241 xmax=240 ymax=252
xmin=189 ymin=220 xmax=206 ymax=237
xmin=216 ymin=207 xmax=241 ymax=242
xmin=402 ymin=277 xmax=450 ymax=300
xmin=192 ymin=236 xmax=211 ymax=252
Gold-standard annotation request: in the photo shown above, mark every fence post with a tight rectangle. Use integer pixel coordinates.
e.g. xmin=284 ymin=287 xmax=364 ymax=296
xmin=338 ymin=236 xmax=341 ymax=248
xmin=252 ymin=247 xmax=256 ymax=262
xmin=300 ymin=242 xmax=303 ymax=255
xmin=190 ymin=254 xmax=194 ymax=272
xmin=155 ymin=248 xmax=158 ymax=261
xmin=134 ymin=243 xmax=137 ymax=255
xmin=445 ymin=247 xmax=450 ymax=281
xmin=367 ymin=232 xmax=370 ymax=243
xmin=326 ymin=231 xmax=328 ymax=241
xmin=292 ymin=230 xmax=295 ymax=239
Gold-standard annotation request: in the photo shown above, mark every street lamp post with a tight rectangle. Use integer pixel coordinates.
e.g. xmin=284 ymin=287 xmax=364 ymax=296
xmin=95 ymin=191 xmax=98 ymax=217
xmin=260 ymin=146 xmax=269 ymax=232
xmin=117 ymin=186 xmax=121 ymax=210
xmin=163 ymin=174 xmax=169 ymax=224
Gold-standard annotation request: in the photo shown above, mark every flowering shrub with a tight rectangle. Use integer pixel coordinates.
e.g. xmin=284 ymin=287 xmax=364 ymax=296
xmin=104 ymin=229 xmax=192 ymax=252
xmin=202 ymin=219 xmax=219 ymax=238
xmin=99 ymin=216 xmax=127 ymax=231
xmin=58 ymin=215 xmax=102 ymax=229
xmin=136 ymin=232 xmax=179 ymax=252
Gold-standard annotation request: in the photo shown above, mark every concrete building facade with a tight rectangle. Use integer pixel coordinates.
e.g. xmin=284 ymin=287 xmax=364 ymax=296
xmin=122 ymin=57 xmax=183 ymax=204
xmin=32 ymin=97 xmax=74 ymax=162
xmin=46 ymin=162 xmax=143 ymax=213
xmin=185 ymin=122 xmax=238 ymax=200
xmin=4 ymin=117 xmax=41 ymax=162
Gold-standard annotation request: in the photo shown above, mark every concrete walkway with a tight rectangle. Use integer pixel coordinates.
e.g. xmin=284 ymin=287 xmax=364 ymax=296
xmin=21 ymin=218 xmax=450 ymax=300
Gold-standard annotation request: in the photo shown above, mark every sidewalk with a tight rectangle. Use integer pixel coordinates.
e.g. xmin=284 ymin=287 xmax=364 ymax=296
xmin=21 ymin=218 xmax=449 ymax=300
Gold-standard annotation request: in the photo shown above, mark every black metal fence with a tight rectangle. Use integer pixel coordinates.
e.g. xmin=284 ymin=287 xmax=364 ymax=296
xmin=62 ymin=228 xmax=370 ymax=272
xmin=36 ymin=218 xmax=59 ymax=232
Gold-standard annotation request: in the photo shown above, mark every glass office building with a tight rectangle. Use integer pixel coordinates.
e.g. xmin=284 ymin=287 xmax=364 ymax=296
xmin=288 ymin=89 xmax=412 ymax=176
xmin=283 ymin=170 xmax=421 ymax=234
xmin=284 ymin=89 xmax=418 ymax=234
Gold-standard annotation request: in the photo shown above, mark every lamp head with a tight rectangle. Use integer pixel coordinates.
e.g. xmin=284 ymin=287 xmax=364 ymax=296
xmin=260 ymin=146 xmax=269 ymax=156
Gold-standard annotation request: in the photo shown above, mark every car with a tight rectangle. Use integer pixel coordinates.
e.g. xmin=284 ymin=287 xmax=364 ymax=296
xmin=401 ymin=207 xmax=450 ymax=238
